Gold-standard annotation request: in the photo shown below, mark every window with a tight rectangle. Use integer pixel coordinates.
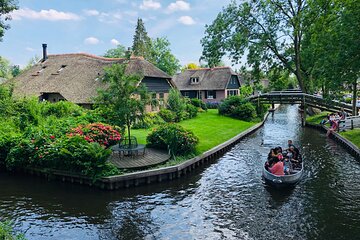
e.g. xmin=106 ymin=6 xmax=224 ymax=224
xmin=57 ymin=65 xmax=67 ymax=73
xmin=159 ymin=93 xmax=164 ymax=107
xmin=198 ymin=91 xmax=202 ymax=100
xmin=34 ymin=66 xmax=46 ymax=75
xmin=190 ymin=77 xmax=199 ymax=84
xmin=184 ymin=92 xmax=190 ymax=98
xmin=206 ymin=90 xmax=216 ymax=99
xmin=151 ymin=93 xmax=157 ymax=111
xmin=227 ymin=90 xmax=238 ymax=97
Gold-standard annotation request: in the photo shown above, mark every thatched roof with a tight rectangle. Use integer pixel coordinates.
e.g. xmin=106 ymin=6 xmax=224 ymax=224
xmin=9 ymin=53 xmax=172 ymax=104
xmin=173 ymin=67 xmax=240 ymax=91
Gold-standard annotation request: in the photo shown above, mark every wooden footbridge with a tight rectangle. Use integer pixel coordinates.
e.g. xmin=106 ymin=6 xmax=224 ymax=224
xmin=249 ymin=89 xmax=354 ymax=114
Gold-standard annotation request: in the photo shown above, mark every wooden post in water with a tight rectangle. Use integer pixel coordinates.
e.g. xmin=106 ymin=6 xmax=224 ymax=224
xmin=302 ymin=95 xmax=307 ymax=127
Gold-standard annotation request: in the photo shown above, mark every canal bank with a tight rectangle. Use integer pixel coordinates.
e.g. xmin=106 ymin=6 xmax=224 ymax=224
xmin=13 ymin=110 xmax=273 ymax=190
xmin=306 ymin=123 xmax=360 ymax=160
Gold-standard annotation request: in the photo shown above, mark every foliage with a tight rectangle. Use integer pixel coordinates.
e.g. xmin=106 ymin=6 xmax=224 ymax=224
xmin=147 ymin=123 xmax=198 ymax=156
xmin=231 ymin=102 xmax=257 ymax=121
xmin=132 ymin=18 xmax=152 ymax=59
xmin=190 ymin=98 xmax=207 ymax=110
xmin=95 ymin=63 xmax=150 ymax=140
xmin=206 ymin=101 xmax=220 ymax=109
xmin=218 ymin=95 xmax=260 ymax=121
xmin=0 ymin=0 xmax=18 ymax=41
xmin=166 ymin=88 xmax=187 ymax=121
xmin=201 ymin=0 xmax=312 ymax=92
xmin=149 ymin=37 xmax=181 ymax=76
xmin=302 ymin=0 xmax=360 ymax=114
xmin=132 ymin=112 xmax=165 ymax=129
xmin=182 ymin=63 xmax=199 ymax=71
xmin=0 ymin=221 xmax=26 ymax=240
xmin=158 ymin=108 xmax=176 ymax=123
xmin=68 ymin=123 xmax=121 ymax=148
xmin=0 ymin=56 xmax=12 ymax=79
xmin=185 ymin=104 xmax=198 ymax=119
xmin=239 ymin=85 xmax=254 ymax=98
xmin=103 ymin=44 xmax=127 ymax=58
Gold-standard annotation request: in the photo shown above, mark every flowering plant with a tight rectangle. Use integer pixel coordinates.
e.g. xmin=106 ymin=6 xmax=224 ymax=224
xmin=68 ymin=123 xmax=121 ymax=148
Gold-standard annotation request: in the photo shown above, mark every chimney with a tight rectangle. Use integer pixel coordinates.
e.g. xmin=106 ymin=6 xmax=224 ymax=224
xmin=42 ymin=43 xmax=48 ymax=62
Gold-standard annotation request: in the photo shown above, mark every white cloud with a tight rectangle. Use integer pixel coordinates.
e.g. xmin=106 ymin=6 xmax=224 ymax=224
xmin=11 ymin=8 xmax=81 ymax=21
xmin=25 ymin=47 xmax=35 ymax=52
xmin=178 ymin=16 xmax=195 ymax=25
xmin=84 ymin=37 xmax=100 ymax=45
xmin=110 ymin=39 xmax=120 ymax=46
xmin=98 ymin=11 xmax=122 ymax=23
xmin=167 ymin=1 xmax=190 ymax=13
xmin=83 ymin=9 xmax=100 ymax=16
xmin=140 ymin=0 xmax=161 ymax=10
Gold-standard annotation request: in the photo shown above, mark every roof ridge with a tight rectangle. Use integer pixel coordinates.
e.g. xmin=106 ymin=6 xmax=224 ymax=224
xmin=187 ymin=66 xmax=231 ymax=71
xmin=48 ymin=53 xmax=145 ymax=61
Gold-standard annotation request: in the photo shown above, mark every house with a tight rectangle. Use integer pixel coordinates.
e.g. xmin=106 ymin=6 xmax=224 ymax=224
xmin=9 ymin=44 xmax=174 ymax=111
xmin=172 ymin=67 xmax=242 ymax=103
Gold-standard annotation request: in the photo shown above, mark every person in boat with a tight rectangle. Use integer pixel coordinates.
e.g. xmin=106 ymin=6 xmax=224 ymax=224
xmin=269 ymin=156 xmax=284 ymax=176
xmin=266 ymin=147 xmax=282 ymax=170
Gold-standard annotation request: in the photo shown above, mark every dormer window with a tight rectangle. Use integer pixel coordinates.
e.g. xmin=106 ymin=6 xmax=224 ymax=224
xmin=32 ymin=66 xmax=46 ymax=76
xmin=57 ymin=65 xmax=67 ymax=73
xmin=190 ymin=77 xmax=199 ymax=84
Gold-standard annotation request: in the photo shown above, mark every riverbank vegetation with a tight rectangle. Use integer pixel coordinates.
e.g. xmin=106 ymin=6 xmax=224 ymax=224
xmin=0 ymin=221 xmax=26 ymax=240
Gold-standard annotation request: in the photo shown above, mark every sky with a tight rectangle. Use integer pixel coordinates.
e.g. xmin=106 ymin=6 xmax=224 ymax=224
xmin=0 ymin=0 xmax=234 ymax=68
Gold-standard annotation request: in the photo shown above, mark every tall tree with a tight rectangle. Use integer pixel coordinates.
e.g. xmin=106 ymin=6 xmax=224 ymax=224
xmin=201 ymin=0 xmax=310 ymax=92
xmin=0 ymin=0 xmax=18 ymax=41
xmin=95 ymin=63 xmax=150 ymax=140
xmin=132 ymin=18 xmax=152 ymax=59
xmin=303 ymin=0 xmax=360 ymax=114
xmin=149 ymin=37 xmax=180 ymax=76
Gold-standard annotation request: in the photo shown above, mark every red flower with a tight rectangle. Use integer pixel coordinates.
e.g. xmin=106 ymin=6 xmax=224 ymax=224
xmin=50 ymin=135 xmax=55 ymax=139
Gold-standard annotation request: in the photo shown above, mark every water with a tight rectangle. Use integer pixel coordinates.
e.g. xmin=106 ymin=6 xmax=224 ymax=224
xmin=1 ymin=105 xmax=360 ymax=240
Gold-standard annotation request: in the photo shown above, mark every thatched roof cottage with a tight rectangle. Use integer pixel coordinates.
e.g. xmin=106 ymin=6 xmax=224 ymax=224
xmin=10 ymin=44 xmax=174 ymax=110
xmin=173 ymin=67 xmax=242 ymax=103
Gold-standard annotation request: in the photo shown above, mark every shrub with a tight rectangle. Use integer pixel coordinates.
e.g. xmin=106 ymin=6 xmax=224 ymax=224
xmin=190 ymin=98 xmax=207 ymax=110
xmin=68 ymin=123 xmax=121 ymax=148
xmin=167 ymin=89 xmax=186 ymax=113
xmin=42 ymin=101 xmax=83 ymax=118
xmin=133 ymin=112 xmax=165 ymax=129
xmin=186 ymin=104 xmax=198 ymax=119
xmin=147 ymin=123 xmax=198 ymax=156
xmin=231 ymin=103 xmax=257 ymax=121
xmin=206 ymin=101 xmax=220 ymax=109
xmin=158 ymin=109 xmax=176 ymax=122
xmin=218 ymin=96 xmax=246 ymax=115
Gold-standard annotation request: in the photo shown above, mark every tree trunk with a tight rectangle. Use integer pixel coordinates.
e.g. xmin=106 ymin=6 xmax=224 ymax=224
xmin=294 ymin=35 xmax=305 ymax=93
xmin=352 ymin=79 xmax=358 ymax=116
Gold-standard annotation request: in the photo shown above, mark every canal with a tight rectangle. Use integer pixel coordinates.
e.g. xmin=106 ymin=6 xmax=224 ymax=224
xmin=1 ymin=105 xmax=360 ymax=240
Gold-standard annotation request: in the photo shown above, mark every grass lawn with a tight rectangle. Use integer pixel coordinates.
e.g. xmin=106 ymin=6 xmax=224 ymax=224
xmin=340 ymin=129 xmax=360 ymax=148
xmin=130 ymin=109 xmax=257 ymax=154
xmin=306 ymin=111 xmax=330 ymax=125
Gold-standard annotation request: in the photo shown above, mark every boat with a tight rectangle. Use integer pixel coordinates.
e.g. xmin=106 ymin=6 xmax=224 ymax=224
xmin=262 ymin=155 xmax=303 ymax=187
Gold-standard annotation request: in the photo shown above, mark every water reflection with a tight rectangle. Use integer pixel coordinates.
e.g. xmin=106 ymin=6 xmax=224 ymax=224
xmin=1 ymin=105 xmax=360 ymax=240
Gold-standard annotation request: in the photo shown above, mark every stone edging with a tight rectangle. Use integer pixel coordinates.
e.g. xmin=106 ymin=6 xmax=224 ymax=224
xmin=306 ymin=123 xmax=360 ymax=160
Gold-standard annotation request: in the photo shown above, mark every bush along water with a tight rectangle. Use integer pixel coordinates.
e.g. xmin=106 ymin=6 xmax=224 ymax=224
xmin=218 ymin=95 xmax=268 ymax=121
xmin=147 ymin=123 xmax=199 ymax=156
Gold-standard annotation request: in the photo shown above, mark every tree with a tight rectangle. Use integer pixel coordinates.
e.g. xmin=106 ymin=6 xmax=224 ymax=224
xmin=302 ymin=0 xmax=360 ymax=114
xmin=0 ymin=0 xmax=18 ymax=41
xmin=0 ymin=56 xmax=12 ymax=79
xmin=181 ymin=63 xmax=199 ymax=71
xmin=103 ymin=44 xmax=127 ymax=58
xmin=201 ymin=0 xmax=311 ymax=92
xmin=149 ymin=37 xmax=180 ymax=76
xmin=95 ymin=63 xmax=150 ymax=140
xmin=132 ymin=18 xmax=152 ymax=59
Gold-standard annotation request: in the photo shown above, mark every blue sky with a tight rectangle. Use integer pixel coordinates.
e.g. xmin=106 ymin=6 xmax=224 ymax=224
xmin=0 ymin=0 xmax=233 ymax=68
